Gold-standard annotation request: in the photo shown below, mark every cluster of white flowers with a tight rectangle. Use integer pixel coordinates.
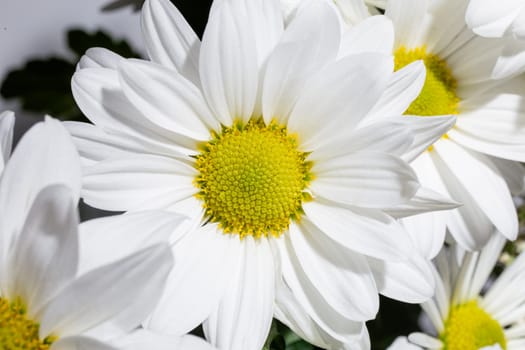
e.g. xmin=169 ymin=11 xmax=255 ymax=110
xmin=2 ymin=0 xmax=525 ymax=349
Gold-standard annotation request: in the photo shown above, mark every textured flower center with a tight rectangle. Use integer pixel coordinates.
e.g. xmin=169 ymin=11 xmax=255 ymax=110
xmin=394 ymin=46 xmax=460 ymax=116
xmin=0 ymin=298 xmax=56 ymax=350
xmin=194 ymin=118 xmax=313 ymax=238
xmin=440 ymin=300 xmax=506 ymax=350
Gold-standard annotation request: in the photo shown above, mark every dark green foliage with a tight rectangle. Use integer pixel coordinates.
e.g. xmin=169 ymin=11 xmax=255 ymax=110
xmin=0 ymin=29 xmax=141 ymax=122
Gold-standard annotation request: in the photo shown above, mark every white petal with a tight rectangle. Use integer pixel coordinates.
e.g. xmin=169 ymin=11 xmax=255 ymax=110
xmin=335 ymin=0 xmax=371 ymax=25
xmin=493 ymin=39 xmax=525 ymax=79
xmin=434 ymin=139 xmax=518 ymax=242
xmin=115 ymin=330 xmax=215 ymax=350
xmin=400 ymin=115 xmax=456 ymax=163
xmin=490 ymin=157 xmax=525 ymax=195
xmin=400 ymin=211 xmax=448 ymax=259
xmin=465 ymin=0 xmax=524 ymax=38
xmin=288 ymin=53 xmax=393 ymax=151
xmin=51 ymin=336 xmax=117 ymax=350
xmin=288 ymin=221 xmax=378 ymax=320
xmin=72 ymin=68 xmax=197 ymax=155
xmin=311 ymin=151 xmax=419 ymax=208
xmin=203 ymin=237 xmax=275 ymax=350
xmin=199 ymin=0 xmax=258 ymax=125
xmin=0 ymin=110 xmax=14 ymax=167
xmin=275 ymin=237 xmax=370 ymax=340
xmin=78 ymin=211 xmax=187 ymax=275
xmin=141 ymin=0 xmax=201 ymax=84
xmin=303 ymin=201 xmax=413 ymax=261
xmin=386 ymin=0 xmax=428 ymax=48
xmin=146 ymin=225 xmax=236 ymax=335
xmin=8 ymin=185 xmax=78 ymax=316
xmin=82 ymin=154 xmax=196 ymax=212
xmin=274 ymin=277 xmax=367 ymax=350
xmin=339 ymin=15 xmax=394 ymax=58
xmin=387 ymin=336 xmax=422 ymax=350
xmin=367 ymin=61 xmax=426 ymax=123
xmin=309 ymin=118 xmax=414 ymax=162
xmin=384 ymin=186 xmax=459 ymax=220
xmin=118 ymin=59 xmax=218 ymax=140
xmin=262 ymin=0 xmax=340 ymax=125
xmin=77 ymin=48 xmax=124 ymax=70
xmin=367 ymin=254 xmax=434 ymax=303
xmin=408 ymin=333 xmax=442 ymax=349
xmin=39 ymin=244 xmax=173 ymax=338
xmin=64 ymin=121 xmax=171 ymax=167
xmin=0 ymin=118 xmax=80 ymax=260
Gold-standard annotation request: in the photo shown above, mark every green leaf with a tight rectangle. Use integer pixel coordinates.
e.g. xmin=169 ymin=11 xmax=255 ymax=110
xmin=0 ymin=28 xmax=141 ymax=122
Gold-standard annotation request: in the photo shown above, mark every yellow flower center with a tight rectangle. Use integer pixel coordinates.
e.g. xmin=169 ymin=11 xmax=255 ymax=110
xmin=194 ymin=118 xmax=313 ymax=238
xmin=440 ymin=300 xmax=506 ymax=350
xmin=394 ymin=46 xmax=460 ymax=116
xmin=0 ymin=298 xmax=56 ymax=350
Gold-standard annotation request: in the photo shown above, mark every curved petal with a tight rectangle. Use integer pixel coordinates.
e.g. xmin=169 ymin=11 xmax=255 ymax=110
xmin=386 ymin=0 xmax=428 ymax=48
xmin=288 ymin=221 xmax=378 ymax=320
xmin=262 ymin=0 xmax=341 ymax=124
xmin=275 ymin=237 xmax=373 ymax=339
xmin=118 ymin=59 xmax=219 ymax=140
xmin=338 ymin=15 xmax=394 ymax=58
xmin=367 ymin=61 xmax=426 ymax=124
xmin=490 ymin=157 xmax=525 ymax=195
xmin=81 ymin=154 xmax=196 ymax=212
xmin=400 ymin=211 xmax=448 ymax=259
xmin=77 ymin=47 xmax=124 ymax=70
xmin=78 ymin=211 xmax=187 ymax=275
xmin=9 ymin=185 xmax=78 ymax=316
xmin=311 ymin=151 xmax=419 ymax=208
xmin=307 ymin=117 xmax=414 ymax=162
xmin=141 ymin=0 xmax=201 ymax=84
xmin=146 ymin=225 xmax=237 ymax=335
xmin=203 ymin=237 xmax=275 ymax=350
xmin=72 ymin=68 xmax=198 ymax=155
xmin=113 ymin=330 xmax=216 ymax=350
xmin=400 ymin=115 xmax=456 ymax=163
xmin=199 ymin=0 xmax=258 ymax=125
xmin=466 ymin=0 xmax=524 ymax=38
xmin=367 ymin=254 xmax=435 ymax=303
xmin=0 ymin=110 xmax=14 ymax=167
xmin=0 ymin=118 xmax=80 ymax=260
xmin=39 ymin=244 xmax=173 ymax=339
xmin=493 ymin=39 xmax=525 ymax=79
xmin=287 ymin=53 xmax=393 ymax=151
xmin=274 ymin=277 xmax=367 ymax=349
xmin=303 ymin=201 xmax=413 ymax=261
xmin=51 ymin=336 xmax=118 ymax=350
xmin=434 ymin=139 xmax=518 ymax=242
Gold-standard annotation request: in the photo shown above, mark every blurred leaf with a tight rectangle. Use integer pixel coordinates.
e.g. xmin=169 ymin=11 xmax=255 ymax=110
xmin=1 ymin=28 xmax=141 ymax=122
xmin=101 ymin=0 xmax=143 ymax=12
xmin=67 ymin=29 xmax=141 ymax=58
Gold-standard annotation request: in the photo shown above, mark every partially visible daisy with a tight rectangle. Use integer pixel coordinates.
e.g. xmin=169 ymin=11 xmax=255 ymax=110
xmin=0 ymin=115 xmax=213 ymax=350
xmin=383 ymin=0 xmax=525 ymax=255
xmin=279 ymin=0 xmax=525 ymax=255
xmin=398 ymin=233 xmax=525 ymax=350
xmin=67 ymin=0 xmax=457 ymax=348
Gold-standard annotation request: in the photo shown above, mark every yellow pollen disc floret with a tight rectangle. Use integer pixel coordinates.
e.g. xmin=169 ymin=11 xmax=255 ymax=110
xmin=440 ymin=300 xmax=506 ymax=350
xmin=394 ymin=46 xmax=460 ymax=116
xmin=194 ymin=118 xmax=313 ymax=239
xmin=0 ymin=298 xmax=57 ymax=350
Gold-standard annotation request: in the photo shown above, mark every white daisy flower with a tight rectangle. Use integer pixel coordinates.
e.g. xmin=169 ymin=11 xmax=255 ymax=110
xmin=398 ymin=233 xmax=525 ymax=350
xmin=67 ymin=0 xmax=457 ymax=348
xmin=330 ymin=0 xmax=525 ymax=256
xmin=0 ymin=115 xmax=214 ymax=350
